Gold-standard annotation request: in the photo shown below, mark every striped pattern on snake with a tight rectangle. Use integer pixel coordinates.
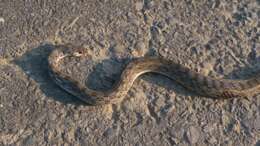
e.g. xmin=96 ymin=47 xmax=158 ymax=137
xmin=48 ymin=45 xmax=260 ymax=105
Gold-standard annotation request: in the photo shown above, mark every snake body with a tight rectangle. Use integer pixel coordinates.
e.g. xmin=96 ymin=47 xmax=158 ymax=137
xmin=48 ymin=45 xmax=260 ymax=105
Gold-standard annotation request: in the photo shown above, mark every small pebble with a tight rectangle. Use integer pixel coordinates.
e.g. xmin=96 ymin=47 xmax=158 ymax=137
xmin=201 ymin=62 xmax=214 ymax=76
xmin=0 ymin=17 xmax=4 ymax=23
xmin=185 ymin=126 xmax=200 ymax=144
xmin=135 ymin=2 xmax=143 ymax=11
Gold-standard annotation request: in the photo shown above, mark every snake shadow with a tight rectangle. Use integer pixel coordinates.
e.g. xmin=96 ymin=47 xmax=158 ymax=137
xmin=14 ymin=43 xmax=260 ymax=106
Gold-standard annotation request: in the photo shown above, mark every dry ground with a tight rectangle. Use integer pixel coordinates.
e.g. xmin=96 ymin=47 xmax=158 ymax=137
xmin=0 ymin=0 xmax=260 ymax=145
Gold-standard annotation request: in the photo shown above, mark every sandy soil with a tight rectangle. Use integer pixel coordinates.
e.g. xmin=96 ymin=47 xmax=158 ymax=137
xmin=0 ymin=0 xmax=260 ymax=145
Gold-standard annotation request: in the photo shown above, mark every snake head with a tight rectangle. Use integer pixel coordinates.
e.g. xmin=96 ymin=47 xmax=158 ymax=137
xmin=57 ymin=44 xmax=90 ymax=57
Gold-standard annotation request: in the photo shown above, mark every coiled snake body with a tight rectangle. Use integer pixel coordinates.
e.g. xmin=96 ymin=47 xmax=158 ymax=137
xmin=48 ymin=45 xmax=260 ymax=105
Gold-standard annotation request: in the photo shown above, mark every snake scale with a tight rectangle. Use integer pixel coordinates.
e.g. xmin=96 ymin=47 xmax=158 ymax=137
xmin=48 ymin=45 xmax=260 ymax=105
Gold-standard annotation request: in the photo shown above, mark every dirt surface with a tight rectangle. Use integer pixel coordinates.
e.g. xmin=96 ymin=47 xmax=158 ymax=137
xmin=0 ymin=0 xmax=260 ymax=145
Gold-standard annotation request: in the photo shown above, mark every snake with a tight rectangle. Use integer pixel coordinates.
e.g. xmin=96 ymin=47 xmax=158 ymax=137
xmin=48 ymin=45 xmax=260 ymax=105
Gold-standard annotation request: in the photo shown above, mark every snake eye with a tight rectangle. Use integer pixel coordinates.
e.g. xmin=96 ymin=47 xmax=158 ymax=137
xmin=78 ymin=51 xmax=83 ymax=54
xmin=77 ymin=48 xmax=85 ymax=54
